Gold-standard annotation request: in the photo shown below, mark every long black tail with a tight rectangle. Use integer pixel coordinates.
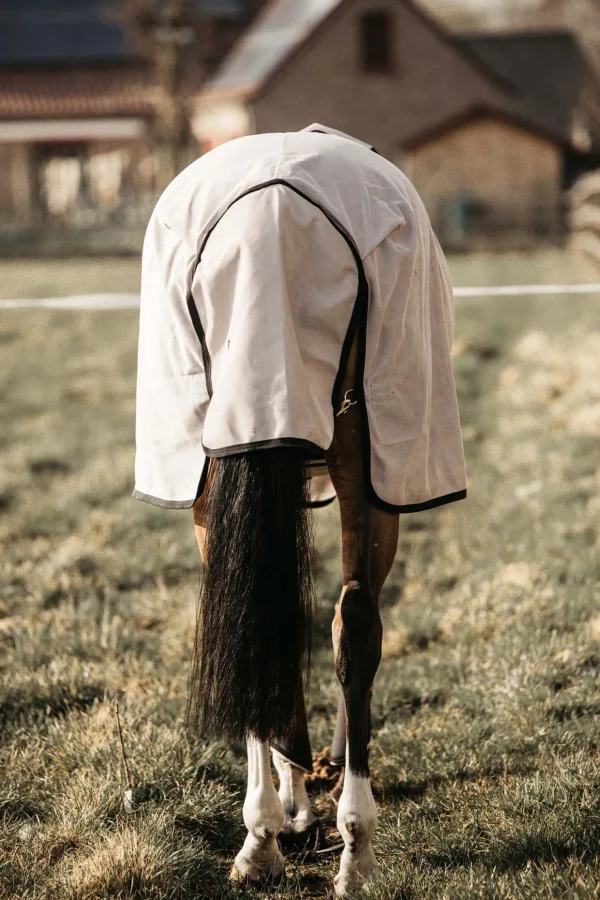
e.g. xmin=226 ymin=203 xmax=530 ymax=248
xmin=186 ymin=449 xmax=315 ymax=744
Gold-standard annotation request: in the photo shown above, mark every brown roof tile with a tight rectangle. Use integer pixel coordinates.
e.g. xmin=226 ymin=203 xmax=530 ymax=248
xmin=0 ymin=63 xmax=205 ymax=119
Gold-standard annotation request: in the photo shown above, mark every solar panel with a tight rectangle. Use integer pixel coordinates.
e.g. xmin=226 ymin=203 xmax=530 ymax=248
xmin=0 ymin=0 xmax=244 ymax=66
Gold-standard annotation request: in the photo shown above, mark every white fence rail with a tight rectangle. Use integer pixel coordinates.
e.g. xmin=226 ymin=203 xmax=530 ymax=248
xmin=1 ymin=283 xmax=600 ymax=310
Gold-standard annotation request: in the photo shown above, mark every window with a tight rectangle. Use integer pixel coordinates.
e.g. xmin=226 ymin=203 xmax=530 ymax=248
xmin=34 ymin=144 xmax=89 ymax=220
xmin=359 ymin=11 xmax=393 ymax=73
xmin=32 ymin=143 xmax=135 ymax=226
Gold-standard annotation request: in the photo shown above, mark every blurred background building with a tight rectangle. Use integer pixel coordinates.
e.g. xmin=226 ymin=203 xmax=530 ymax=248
xmin=1 ymin=0 xmax=600 ymax=254
xmin=0 ymin=0 xmax=267 ymax=253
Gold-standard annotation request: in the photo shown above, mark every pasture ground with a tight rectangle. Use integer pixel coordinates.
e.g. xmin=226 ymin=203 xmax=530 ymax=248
xmin=1 ymin=251 xmax=600 ymax=899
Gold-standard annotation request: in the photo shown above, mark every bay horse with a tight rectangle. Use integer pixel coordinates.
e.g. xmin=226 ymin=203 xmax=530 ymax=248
xmin=134 ymin=125 xmax=466 ymax=895
xmin=190 ymin=334 xmax=399 ymax=893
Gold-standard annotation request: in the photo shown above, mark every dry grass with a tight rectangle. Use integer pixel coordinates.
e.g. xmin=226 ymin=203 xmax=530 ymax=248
xmin=2 ymin=252 xmax=600 ymax=898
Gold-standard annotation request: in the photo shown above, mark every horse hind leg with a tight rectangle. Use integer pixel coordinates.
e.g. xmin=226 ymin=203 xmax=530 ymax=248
xmin=325 ymin=337 xmax=399 ymax=896
xmin=194 ymin=503 xmax=286 ymax=883
xmin=272 ymin=749 xmax=317 ymax=835
xmin=270 ymin=688 xmax=317 ymax=834
xmin=333 ymin=580 xmax=382 ymax=895
xmin=230 ymin=738 xmax=285 ymax=882
xmin=331 ymin=532 xmax=398 ymax=896
xmin=191 ymin=451 xmax=315 ymax=881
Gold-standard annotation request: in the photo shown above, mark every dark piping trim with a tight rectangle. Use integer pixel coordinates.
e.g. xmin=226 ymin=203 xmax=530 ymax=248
xmin=186 ymin=180 xmax=467 ymax=515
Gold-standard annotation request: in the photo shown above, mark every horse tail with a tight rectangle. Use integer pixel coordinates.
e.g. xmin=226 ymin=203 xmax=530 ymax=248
xmin=185 ymin=448 xmax=315 ymax=744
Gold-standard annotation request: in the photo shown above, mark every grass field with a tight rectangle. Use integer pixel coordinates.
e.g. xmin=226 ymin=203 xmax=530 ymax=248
xmin=1 ymin=251 xmax=600 ymax=898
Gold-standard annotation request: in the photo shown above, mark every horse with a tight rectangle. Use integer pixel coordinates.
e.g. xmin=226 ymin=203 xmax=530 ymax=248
xmin=133 ymin=124 xmax=466 ymax=895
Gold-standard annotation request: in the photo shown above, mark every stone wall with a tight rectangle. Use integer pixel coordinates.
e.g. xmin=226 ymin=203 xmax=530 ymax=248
xmin=404 ymin=116 xmax=564 ymax=248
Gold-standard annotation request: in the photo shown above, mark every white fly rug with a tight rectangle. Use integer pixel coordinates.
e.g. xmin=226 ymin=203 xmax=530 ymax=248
xmin=134 ymin=125 xmax=467 ymax=512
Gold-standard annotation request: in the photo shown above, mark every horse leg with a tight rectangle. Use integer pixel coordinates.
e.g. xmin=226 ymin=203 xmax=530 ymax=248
xmin=230 ymin=738 xmax=285 ymax=882
xmin=272 ymin=748 xmax=317 ymax=834
xmin=325 ymin=343 xmax=399 ymax=896
xmin=331 ymin=511 xmax=398 ymax=895
xmin=330 ymin=572 xmax=382 ymax=895
xmin=269 ymin=677 xmax=316 ymax=833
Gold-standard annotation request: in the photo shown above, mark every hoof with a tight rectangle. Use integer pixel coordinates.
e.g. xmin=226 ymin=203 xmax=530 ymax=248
xmin=334 ymin=870 xmax=377 ymax=895
xmin=334 ymin=847 xmax=378 ymax=896
xmin=334 ymin=874 xmax=375 ymax=896
xmin=229 ymin=846 xmax=285 ymax=883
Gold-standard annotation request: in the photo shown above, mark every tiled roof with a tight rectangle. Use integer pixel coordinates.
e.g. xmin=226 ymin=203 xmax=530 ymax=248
xmin=0 ymin=67 xmax=160 ymax=118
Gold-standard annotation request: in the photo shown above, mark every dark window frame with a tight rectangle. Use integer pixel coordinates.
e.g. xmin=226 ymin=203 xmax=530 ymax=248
xmin=359 ymin=11 xmax=394 ymax=73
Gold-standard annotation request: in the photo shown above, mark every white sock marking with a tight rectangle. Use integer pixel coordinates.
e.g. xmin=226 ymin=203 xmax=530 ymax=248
xmin=334 ymin=750 xmax=378 ymax=896
xmin=231 ymin=739 xmax=285 ymax=882
xmin=272 ymin=749 xmax=316 ymax=833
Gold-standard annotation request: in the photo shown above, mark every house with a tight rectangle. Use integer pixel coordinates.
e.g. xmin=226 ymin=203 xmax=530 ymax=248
xmin=0 ymin=0 xmax=265 ymax=252
xmin=194 ymin=0 xmax=600 ymax=248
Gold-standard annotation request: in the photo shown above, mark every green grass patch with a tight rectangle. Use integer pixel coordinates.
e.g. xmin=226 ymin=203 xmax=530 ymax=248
xmin=1 ymin=252 xmax=600 ymax=897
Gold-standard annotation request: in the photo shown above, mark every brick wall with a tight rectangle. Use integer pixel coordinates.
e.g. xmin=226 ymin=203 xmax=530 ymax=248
xmin=404 ymin=117 xmax=563 ymax=247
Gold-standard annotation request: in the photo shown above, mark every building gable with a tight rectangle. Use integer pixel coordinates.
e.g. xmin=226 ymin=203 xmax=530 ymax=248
xmin=205 ymin=0 xmax=510 ymax=99
xmin=246 ymin=0 xmax=512 ymax=160
xmin=197 ymin=1 xmax=600 ymax=159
